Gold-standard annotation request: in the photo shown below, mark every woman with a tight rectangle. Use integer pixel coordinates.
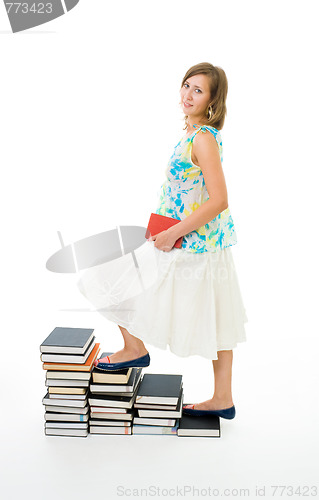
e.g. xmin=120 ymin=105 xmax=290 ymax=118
xmin=77 ymin=62 xmax=248 ymax=419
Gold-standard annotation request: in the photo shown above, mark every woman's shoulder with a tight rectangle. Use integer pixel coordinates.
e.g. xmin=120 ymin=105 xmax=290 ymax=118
xmin=192 ymin=124 xmax=222 ymax=144
xmin=191 ymin=124 xmax=223 ymax=162
xmin=190 ymin=124 xmax=221 ymax=141
xmin=196 ymin=124 xmax=220 ymax=135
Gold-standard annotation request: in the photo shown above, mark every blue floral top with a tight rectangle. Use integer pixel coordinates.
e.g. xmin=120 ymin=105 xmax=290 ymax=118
xmin=155 ymin=124 xmax=237 ymax=253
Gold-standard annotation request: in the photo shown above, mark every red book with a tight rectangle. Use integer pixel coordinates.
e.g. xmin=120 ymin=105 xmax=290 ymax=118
xmin=145 ymin=213 xmax=183 ymax=248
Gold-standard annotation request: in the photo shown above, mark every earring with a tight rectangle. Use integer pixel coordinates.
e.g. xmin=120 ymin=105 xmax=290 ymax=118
xmin=207 ymin=106 xmax=213 ymax=120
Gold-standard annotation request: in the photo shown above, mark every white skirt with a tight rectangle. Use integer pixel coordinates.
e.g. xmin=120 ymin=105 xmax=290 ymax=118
xmin=76 ymin=240 xmax=248 ymax=360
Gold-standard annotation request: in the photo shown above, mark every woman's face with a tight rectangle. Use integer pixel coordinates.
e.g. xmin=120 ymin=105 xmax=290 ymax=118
xmin=180 ymin=74 xmax=212 ymax=123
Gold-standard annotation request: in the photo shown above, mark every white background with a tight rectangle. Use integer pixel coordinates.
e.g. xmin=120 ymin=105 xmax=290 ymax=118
xmin=0 ymin=1 xmax=318 ymax=499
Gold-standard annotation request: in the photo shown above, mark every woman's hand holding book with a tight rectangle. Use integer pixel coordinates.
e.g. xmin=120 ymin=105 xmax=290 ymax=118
xmin=145 ymin=213 xmax=183 ymax=251
xmin=148 ymin=227 xmax=179 ymax=252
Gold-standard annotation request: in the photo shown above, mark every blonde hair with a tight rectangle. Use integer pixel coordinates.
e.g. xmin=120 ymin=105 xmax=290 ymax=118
xmin=181 ymin=62 xmax=228 ymax=131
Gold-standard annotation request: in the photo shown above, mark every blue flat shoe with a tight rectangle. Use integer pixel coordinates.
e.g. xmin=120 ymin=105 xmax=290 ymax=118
xmin=94 ymin=353 xmax=151 ymax=371
xmin=182 ymin=403 xmax=236 ymax=419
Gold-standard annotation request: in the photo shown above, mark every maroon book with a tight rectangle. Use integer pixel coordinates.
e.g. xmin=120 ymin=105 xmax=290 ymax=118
xmin=145 ymin=213 xmax=183 ymax=248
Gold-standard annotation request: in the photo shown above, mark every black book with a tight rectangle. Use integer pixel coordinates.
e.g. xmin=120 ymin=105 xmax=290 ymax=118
xmin=88 ymin=380 xmax=141 ymax=409
xmin=137 ymin=387 xmax=183 ymax=418
xmin=40 ymin=327 xmax=94 ymax=354
xmin=40 ymin=337 xmax=95 ymax=363
xmin=177 ymin=413 xmax=220 ymax=438
xmin=135 ymin=374 xmax=182 ymax=405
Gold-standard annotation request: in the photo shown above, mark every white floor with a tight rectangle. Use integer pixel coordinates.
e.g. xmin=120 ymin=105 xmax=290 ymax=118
xmin=1 ymin=300 xmax=318 ymax=500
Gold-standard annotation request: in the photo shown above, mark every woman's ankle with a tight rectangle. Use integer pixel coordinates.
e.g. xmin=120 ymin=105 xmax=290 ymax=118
xmin=123 ymin=343 xmax=148 ymax=356
xmin=212 ymin=394 xmax=234 ymax=406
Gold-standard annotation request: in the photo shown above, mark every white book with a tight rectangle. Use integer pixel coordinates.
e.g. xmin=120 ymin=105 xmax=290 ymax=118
xmin=46 ymin=379 xmax=89 ymax=388
xmin=43 ymin=393 xmax=87 ymax=408
xmin=137 ymin=394 xmax=183 ymax=418
xmin=49 ymin=392 xmax=88 ymax=400
xmin=88 ymin=419 xmax=130 ymax=427
xmin=90 ymin=406 xmax=127 ymax=413
xmin=45 ymin=422 xmax=88 ymax=429
xmin=45 ymin=428 xmax=88 ymax=437
xmin=177 ymin=428 xmax=220 ymax=437
xmin=90 ymin=412 xmax=133 ymax=421
xmin=132 ymin=424 xmax=178 ymax=435
xmin=45 ymin=412 xmax=89 ymax=422
xmin=134 ymin=402 xmax=178 ymax=410
xmin=45 ymin=405 xmax=89 ymax=414
xmin=46 ymin=371 xmax=91 ymax=381
xmin=90 ymin=426 xmax=132 ymax=435
xmin=133 ymin=417 xmax=176 ymax=426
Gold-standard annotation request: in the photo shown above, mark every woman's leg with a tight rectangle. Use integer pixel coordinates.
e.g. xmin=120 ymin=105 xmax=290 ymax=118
xmin=98 ymin=325 xmax=149 ymax=364
xmin=192 ymin=350 xmax=234 ymax=410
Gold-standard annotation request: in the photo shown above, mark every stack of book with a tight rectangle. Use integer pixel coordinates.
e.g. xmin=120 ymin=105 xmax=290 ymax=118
xmin=132 ymin=373 xmax=183 ymax=435
xmin=88 ymin=352 xmax=143 ymax=435
xmin=40 ymin=327 xmax=100 ymax=437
